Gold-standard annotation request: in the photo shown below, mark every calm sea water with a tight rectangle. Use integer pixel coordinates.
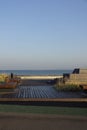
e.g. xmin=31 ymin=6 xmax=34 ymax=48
xmin=0 ymin=70 xmax=72 ymax=76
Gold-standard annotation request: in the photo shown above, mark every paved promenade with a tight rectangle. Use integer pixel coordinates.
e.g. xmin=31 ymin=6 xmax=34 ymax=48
xmin=0 ymin=113 xmax=87 ymax=130
xmin=20 ymin=75 xmax=63 ymax=79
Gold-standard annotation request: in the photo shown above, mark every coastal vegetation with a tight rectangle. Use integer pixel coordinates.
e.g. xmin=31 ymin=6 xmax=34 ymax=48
xmin=55 ymin=84 xmax=82 ymax=92
xmin=0 ymin=74 xmax=8 ymax=83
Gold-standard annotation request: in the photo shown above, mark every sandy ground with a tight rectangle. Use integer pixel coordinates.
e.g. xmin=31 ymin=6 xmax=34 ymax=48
xmin=0 ymin=112 xmax=87 ymax=130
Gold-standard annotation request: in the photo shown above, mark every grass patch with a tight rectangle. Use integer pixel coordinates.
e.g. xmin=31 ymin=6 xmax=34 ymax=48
xmin=0 ymin=104 xmax=87 ymax=116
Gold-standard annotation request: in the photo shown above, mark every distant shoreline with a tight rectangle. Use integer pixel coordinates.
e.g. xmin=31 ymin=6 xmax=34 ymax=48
xmin=0 ymin=70 xmax=72 ymax=76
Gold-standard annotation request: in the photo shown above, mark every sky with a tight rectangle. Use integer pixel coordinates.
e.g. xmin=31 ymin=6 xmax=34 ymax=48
xmin=0 ymin=0 xmax=87 ymax=70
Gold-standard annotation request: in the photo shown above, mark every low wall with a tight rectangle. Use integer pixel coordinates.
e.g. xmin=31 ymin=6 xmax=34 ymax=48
xmin=0 ymin=98 xmax=87 ymax=107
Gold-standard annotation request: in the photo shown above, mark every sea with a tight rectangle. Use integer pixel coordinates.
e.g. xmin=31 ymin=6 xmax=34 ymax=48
xmin=0 ymin=70 xmax=72 ymax=76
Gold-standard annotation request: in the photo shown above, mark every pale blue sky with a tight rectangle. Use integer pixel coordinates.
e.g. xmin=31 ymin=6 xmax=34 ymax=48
xmin=0 ymin=0 xmax=87 ymax=70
